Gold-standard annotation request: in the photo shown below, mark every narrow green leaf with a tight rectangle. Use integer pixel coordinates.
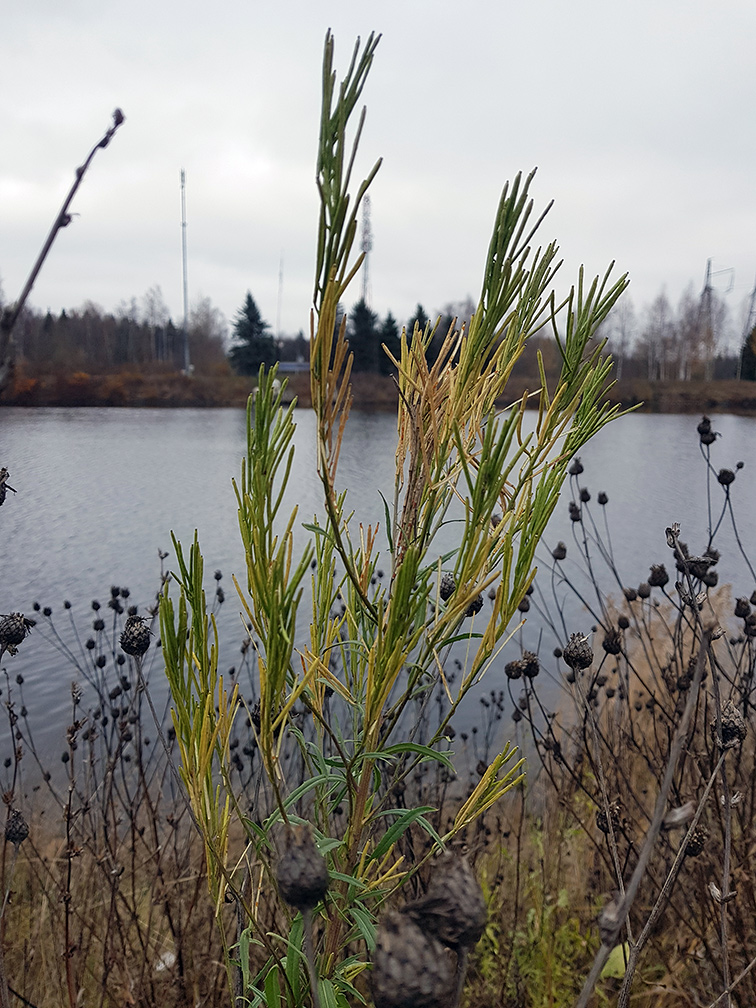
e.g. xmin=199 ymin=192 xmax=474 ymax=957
xmin=370 ymin=807 xmax=437 ymax=861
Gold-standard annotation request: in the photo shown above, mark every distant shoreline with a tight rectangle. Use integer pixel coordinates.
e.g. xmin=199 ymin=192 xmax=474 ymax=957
xmin=3 ymin=370 xmax=756 ymax=414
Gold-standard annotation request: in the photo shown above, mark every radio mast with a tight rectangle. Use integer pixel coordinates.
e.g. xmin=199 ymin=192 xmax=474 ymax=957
xmin=360 ymin=194 xmax=373 ymax=305
xmin=180 ymin=168 xmax=190 ymax=373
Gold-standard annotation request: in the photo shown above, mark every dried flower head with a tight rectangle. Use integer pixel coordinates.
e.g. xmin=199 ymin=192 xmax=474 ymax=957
xmin=372 ymin=910 xmax=454 ymax=1008
xmin=120 ymin=615 xmax=151 ymax=657
xmin=563 ymin=633 xmax=593 ymax=671
xmin=735 ymin=597 xmax=751 ymax=619
xmin=403 ymin=852 xmax=487 ymax=951
xmin=521 ymin=651 xmax=540 ymax=678
xmin=596 ymin=801 xmax=622 ymax=835
xmin=665 ymin=524 xmax=681 ymax=548
xmin=711 ymin=700 xmax=747 ymax=750
xmin=717 ymin=468 xmax=735 ymax=486
xmin=602 ymin=628 xmax=622 ymax=656
xmin=504 ymin=659 xmax=524 ymax=680
xmin=0 ymin=613 xmax=34 ymax=655
xmin=464 ymin=593 xmax=484 ymax=618
xmin=439 ymin=572 xmax=456 ymax=602
xmin=552 ymin=542 xmax=567 ymax=561
xmin=684 ymin=825 xmax=708 ymax=858
xmin=5 ymin=809 xmax=29 ymax=847
xmin=648 ymin=564 xmax=669 ymax=587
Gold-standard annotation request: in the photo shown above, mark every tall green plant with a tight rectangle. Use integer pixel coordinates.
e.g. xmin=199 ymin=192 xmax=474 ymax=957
xmin=160 ymin=29 xmax=628 ymax=1007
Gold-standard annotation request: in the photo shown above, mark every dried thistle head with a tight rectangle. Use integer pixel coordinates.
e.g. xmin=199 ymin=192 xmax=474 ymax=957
xmin=403 ymin=852 xmax=487 ymax=951
xmin=711 ymin=700 xmax=747 ymax=751
xmin=372 ymin=910 xmax=454 ymax=1008
xmin=563 ymin=633 xmax=593 ymax=672
xmin=684 ymin=825 xmax=708 ymax=858
xmin=596 ymin=801 xmax=622 ymax=836
xmin=5 ymin=808 xmax=29 ymax=848
xmin=0 ymin=613 xmax=34 ymax=654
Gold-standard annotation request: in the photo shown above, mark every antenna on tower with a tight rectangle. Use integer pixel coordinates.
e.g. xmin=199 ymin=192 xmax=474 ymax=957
xmin=360 ymin=194 xmax=373 ymax=305
xmin=276 ymin=254 xmax=284 ymax=342
xmin=180 ymin=168 xmax=191 ymax=374
xmin=698 ymin=258 xmax=734 ymax=381
xmin=737 ymin=273 xmax=756 ymax=380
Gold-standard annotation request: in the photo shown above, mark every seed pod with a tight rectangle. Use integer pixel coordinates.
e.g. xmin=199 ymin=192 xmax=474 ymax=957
xmin=637 ymin=583 xmax=651 ymax=599
xmin=596 ymin=801 xmax=622 ymax=835
xmin=563 ymin=633 xmax=593 ymax=671
xmin=648 ymin=564 xmax=669 ymax=588
xmin=504 ymin=659 xmax=524 ymax=680
xmin=569 ymin=458 xmax=584 ymax=476
xmin=711 ymin=700 xmax=747 ymax=750
xmin=119 ymin=615 xmax=151 ymax=657
xmin=403 ymin=853 xmax=487 ymax=951
xmin=665 ymin=524 xmax=681 ymax=548
xmin=0 ymin=613 xmax=34 ymax=650
xmin=372 ymin=910 xmax=454 ymax=1008
xmin=439 ymin=573 xmax=456 ymax=602
xmin=685 ymin=555 xmax=713 ymax=580
xmin=598 ymin=491 xmax=608 ymax=505
xmin=602 ymin=628 xmax=622 ymax=656
xmin=734 ymin=597 xmax=751 ymax=619
xmin=521 ymin=651 xmax=540 ymax=678
xmin=276 ymin=824 xmax=329 ymax=912
xmin=552 ymin=542 xmax=567 ymax=561
xmin=5 ymin=809 xmax=29 ymax=847
xmin=717 ymin=469 xmax=735 ymax=486
xmin=684 ymin=825 xmax=708 ymax=858
xmin=464 ymin=593 xmax=484 ymax=618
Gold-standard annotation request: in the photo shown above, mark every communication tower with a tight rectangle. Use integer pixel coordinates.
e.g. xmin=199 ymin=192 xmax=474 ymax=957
xmin=180 ymin=169 xmax=191 ymax=373
xmin=360 ymin=195 xmax=373 ymax=305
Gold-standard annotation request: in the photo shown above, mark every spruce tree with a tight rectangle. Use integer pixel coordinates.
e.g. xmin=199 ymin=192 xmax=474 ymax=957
xmin=406 ymin=303 xmax=430 ymax=349
xmin=740 ymin=326 xmax=756 ymax=381
xmin=379 ymin=312 xmax=400 ymax=375
xmin=228 ymin=292 xmax=277 ymax=375
xmin=348 ymin=298 xmax=379 ymax=372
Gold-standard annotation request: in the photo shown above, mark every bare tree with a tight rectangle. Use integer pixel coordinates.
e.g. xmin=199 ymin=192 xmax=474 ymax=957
xmin=0 ymin=110 xmax=125 ymax=396
xmin=601 ymin=296 xmax=636 ymax=380
xmin=638 ymin=290 xmax=674 ymax=380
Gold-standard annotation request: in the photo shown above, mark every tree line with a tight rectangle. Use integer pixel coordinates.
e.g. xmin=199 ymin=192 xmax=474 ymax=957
xmin=3 ymin=286 xmax=229 ymax=376
xmin=3 ymin=279 xmax=754 ymax=383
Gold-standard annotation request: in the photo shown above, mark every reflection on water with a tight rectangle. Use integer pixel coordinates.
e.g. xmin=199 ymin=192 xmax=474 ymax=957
xmin=1 ymin=406 xmax=755 ymax=759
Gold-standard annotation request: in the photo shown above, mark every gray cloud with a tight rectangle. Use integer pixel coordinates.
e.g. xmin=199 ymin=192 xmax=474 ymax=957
xmin=2 ymin=0 xmax=754 ymax=342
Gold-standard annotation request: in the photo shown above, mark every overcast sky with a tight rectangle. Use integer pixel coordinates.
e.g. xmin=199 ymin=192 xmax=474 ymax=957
xmin=3 ymin=1 xmax=755 ymax=346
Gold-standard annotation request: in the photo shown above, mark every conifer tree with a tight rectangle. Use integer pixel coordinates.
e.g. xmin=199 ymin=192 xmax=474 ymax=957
xmin=228 ymin=292 xmax=277 ymax=375
xmin=379 ymin=312 xmax=400 ymax=375
xmin=740 ymin=326 xmax=756 ymax=381
xmin=347 ymin=298 xmax=379 ymax=372
xmin=406 ymin=303 xmax=430 ymax=348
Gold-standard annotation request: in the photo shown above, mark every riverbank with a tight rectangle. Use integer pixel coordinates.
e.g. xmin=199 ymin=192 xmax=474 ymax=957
xmin=3 ymin=367 xmax=756 ymax=412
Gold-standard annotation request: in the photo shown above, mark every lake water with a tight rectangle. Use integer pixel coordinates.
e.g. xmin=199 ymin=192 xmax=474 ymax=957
xmin=2 ymin=405 xmax=756 ymax=762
